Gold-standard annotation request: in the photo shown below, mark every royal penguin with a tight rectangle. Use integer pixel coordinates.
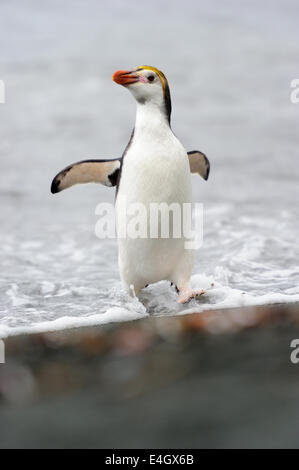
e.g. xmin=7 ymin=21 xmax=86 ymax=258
xmin=51 ymin=65 xmax=210 ymax=303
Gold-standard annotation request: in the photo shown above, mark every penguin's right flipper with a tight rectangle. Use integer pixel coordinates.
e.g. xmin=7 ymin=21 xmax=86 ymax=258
xmin=187 ymin=151 xmax=210 ymax=181
xmin=51 ymin=158 xmax=121 ymax=194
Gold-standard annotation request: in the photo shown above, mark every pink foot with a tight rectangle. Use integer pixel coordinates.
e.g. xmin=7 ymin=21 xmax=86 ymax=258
xmin=177 ymin=287 xmax=206 ymax=304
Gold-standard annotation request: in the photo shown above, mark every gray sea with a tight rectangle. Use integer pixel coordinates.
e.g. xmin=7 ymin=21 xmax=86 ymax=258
xmin=0 ymin=0 xmax=299 ymax=336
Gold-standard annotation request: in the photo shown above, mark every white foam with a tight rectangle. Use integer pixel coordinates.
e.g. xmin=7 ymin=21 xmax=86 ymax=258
xmin=40 ymin=281 xmax=55 ymax=295
xmin=1 ymin=274 xmax=298 ymax=339
xmin=6 ymin=284 xmax=32 ymax=307
xmin=0 ymin=307 xmax=148 ymax=339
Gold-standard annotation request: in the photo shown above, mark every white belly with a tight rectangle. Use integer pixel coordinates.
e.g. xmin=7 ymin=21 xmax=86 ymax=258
xmin=115 ymin=130 xmax=194 ymax=294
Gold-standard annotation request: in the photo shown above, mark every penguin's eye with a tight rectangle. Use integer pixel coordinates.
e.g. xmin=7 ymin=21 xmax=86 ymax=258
xmin=147 ymin=75 xmax=155 ymax=83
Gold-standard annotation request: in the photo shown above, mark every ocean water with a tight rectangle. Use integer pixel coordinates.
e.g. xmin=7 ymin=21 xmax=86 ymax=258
xmin=0 ymin=0 xmax=299 ymax=337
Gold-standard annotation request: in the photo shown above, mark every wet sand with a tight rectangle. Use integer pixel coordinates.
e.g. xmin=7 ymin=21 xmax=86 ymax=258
xmin=1 ymin=302 xmax=299 ymax=448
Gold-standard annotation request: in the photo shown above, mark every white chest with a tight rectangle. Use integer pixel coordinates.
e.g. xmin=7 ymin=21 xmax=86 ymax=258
xmin=117 ymin=127 xmax=192 ymax=205
xmin=114 ymin=104 xmax=195 ymax=291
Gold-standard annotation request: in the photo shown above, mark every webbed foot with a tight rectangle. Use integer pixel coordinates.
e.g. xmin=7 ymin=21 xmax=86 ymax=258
xmin=177 ymin=287 xmax=206 ymax=304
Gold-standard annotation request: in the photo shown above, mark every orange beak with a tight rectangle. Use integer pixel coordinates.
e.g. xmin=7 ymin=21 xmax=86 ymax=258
xmin=112 ymin=70 xmax=139 ymax=86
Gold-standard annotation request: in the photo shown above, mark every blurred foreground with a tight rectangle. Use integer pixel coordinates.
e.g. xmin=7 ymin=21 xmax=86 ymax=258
xmin=1 ymin=303 xmax=299 ymax=448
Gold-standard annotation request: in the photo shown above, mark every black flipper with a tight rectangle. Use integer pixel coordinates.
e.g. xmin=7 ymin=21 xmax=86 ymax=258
xmin=51 ymin=158 xmax=121 ymax=194
xmin=187 ymin=151 xmax=210 ymax=181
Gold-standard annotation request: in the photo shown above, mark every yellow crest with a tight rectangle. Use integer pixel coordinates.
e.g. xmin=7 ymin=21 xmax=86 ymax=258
xmin=138 ymin=65 xmax=169 ymax=96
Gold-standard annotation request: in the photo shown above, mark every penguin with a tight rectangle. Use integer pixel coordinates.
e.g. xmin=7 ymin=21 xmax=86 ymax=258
xmin=51 ymin=66 xmax=210 ymax=303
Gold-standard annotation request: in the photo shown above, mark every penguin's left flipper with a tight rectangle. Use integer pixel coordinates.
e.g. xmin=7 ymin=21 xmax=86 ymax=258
xmin=51 ymin=158 xmax=121 ymax=194
xmin=187 ymin=151 xmax=210 ymax=181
